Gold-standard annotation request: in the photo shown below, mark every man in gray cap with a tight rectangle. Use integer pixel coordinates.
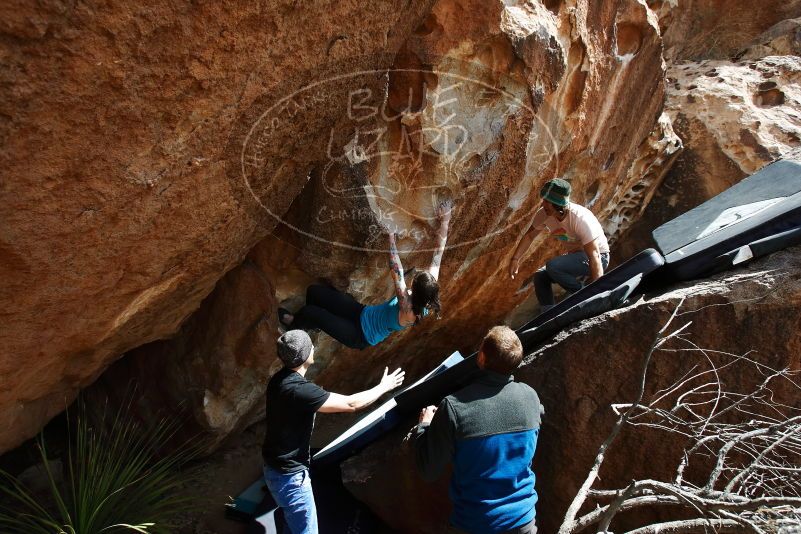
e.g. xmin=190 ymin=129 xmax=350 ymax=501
xmin=509 ymin=178 xmax=610 ymax=310
xmin=262 ymin=330 xmax=405 ymax=534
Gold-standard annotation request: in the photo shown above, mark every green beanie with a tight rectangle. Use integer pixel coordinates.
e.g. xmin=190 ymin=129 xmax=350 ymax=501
xmin=540 ymin=178 xmax=571 ymax=207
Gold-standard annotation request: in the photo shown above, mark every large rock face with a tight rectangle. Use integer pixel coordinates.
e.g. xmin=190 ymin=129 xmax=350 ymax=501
xmin=648 ymin=0 xmax=801 ymax=61
xmin=85 ymin=255 xmax=280 ymax=450
xmin=0 ymin=0 xmax=437 ymax=453
xmin=341 ymin=246 xmax=801 ymax=533
xmin=616 ymin=3 xmax=801 ymax=261
xmin=85 ymin=0 xmax=681 ymax=447
xmin=617 ymin=52 xmax=801 ymax=259
xmin=4 ymin=0 xmax=801 ymax=529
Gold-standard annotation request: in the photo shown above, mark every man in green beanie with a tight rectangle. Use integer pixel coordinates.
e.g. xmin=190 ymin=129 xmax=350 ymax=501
xmin=509 ymin=178 xmax=610 ymax=311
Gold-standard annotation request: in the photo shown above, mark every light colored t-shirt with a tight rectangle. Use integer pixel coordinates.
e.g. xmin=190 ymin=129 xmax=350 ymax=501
xmin=531 ymin=202 xmax=610 ymax=253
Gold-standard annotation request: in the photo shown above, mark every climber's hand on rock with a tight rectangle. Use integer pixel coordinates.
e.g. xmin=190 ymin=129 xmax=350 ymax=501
xmin=436 ymin=198 xmax=454 ymax=222
xmin=419 ymin=405 xmax=437 ymax=424
xmin=510 ymin=257 xmax=520 ymax=280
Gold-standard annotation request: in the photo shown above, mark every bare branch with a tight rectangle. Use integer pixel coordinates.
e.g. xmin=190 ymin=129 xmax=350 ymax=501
xmin=707 ymin=416 xmax=801 ymax=492
xmin=625 ymin=518 xmax=746 ymax=533
xmin=571 ymin=495 xmax=682 ymax=533
xmin=723 ymin=422 xmax=801 ymax=495
xmin=560 ymin=293 xmax=801 ymax=534
xmin=557 ymin=300 xmax=687 ymax=534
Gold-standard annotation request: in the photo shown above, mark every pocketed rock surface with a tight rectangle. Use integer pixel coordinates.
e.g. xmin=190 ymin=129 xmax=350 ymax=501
xmin=616 ymin=19 xmax=801 ymax=260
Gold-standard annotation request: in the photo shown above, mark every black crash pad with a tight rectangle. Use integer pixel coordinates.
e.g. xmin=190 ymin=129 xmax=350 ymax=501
xmin=517 ymin=248 xmax=665 ymax=342
xmin=652 ymin=158 xmax=801 ymax=281
xmin=517 ymin=273 xmax=643 ymax=350
xmin=312 ymin=350 xmax=478 ymax=467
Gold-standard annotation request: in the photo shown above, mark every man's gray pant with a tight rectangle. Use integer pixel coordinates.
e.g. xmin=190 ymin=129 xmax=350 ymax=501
xmin=534 ymin=251 xmax=610 ymax=306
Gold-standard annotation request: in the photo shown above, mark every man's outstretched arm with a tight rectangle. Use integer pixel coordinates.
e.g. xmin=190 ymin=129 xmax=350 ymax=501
xmin=509 ymin=222 xmax=540 ymax=279
xmin=583 ymin=239 xmax=604 ymax=283
xmin=318 ymin=367 xmax=406 ymax=414
xmin=414 ymin=400 xmax=455 ymax=482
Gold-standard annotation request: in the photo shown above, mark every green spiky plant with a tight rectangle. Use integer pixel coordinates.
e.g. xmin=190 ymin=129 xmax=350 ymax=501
xmin=0 ymin=398 xmax=201 ymax=534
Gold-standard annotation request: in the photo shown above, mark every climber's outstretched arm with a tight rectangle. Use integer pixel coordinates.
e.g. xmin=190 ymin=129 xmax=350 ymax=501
xmin=388 ymin=233 xmax=412 ymax=310
xmin=427 ymin=200 xmax=453 ymax=281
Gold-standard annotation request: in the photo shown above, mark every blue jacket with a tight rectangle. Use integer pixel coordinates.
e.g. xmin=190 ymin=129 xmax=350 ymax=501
xmin=414 ymin=371 xmax=543 ymax=534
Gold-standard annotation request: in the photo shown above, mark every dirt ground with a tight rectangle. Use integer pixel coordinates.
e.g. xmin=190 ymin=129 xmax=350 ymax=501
xmin=174 ymin=412 xmax=370 ymax=534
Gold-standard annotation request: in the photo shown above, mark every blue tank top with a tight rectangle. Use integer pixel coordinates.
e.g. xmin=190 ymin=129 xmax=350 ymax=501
xmin=360 ymin=296 xmax=407 ymax=346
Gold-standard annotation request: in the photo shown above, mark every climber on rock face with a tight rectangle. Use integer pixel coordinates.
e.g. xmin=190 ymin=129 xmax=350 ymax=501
xmin=509 ymin=178 xmax=610 ymax=311
xmin=262 ymin=330 xmax=405 ymax=534
xmin=278 ymin=199 xmax=453 ymax=349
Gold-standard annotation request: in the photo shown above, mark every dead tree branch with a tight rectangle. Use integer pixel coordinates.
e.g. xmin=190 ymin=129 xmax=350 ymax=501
xmin=559 ymin=298 xmax=801 ymax=534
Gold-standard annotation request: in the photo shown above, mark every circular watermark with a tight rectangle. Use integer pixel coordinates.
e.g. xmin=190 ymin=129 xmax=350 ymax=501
xmin=232 ymin=55 xmax=561 ymax=255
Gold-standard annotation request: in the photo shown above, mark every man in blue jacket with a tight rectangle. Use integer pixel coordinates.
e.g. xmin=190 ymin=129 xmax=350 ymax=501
xmin=414 ymin=326 xmax=543 ymax=534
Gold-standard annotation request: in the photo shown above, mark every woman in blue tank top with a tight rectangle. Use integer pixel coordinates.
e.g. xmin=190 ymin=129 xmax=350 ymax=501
xmin=279 ymin=201 xmax=452 ymax=349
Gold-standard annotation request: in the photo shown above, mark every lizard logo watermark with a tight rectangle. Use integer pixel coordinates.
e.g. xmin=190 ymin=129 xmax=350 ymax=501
xmin=232 ymin=55 xmax=561 ymax=254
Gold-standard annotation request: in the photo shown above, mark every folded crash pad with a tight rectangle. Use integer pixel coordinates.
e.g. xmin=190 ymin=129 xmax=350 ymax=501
xmin=517 ymin=248 xmax=665 ymax=338
xmin=313 ymin=350 xmax=477 ymax=467
xmin=227 ymin=477 xmax=271 ymax=523
xmin=653 ymin=158 xmax=801 ymax=281
xmin=517 ymin=273 xmax=643 ymax=350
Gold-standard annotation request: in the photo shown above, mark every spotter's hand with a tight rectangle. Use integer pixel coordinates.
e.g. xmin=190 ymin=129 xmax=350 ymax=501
xmin=379 ymin=367 xmax=405 ymax=393
xmin=419 ymin=405 xmax=437 ymax=424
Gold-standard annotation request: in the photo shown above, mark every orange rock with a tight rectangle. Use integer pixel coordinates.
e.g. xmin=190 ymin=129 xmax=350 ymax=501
xmin=0 ymin=0 xmax=437 ymax=454
xmin=89 ymin=0 xmax=681 ymax=452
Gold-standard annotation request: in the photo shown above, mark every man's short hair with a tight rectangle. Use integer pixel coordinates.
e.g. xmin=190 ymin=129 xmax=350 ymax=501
xmin=480 ymin=326 xmax=524 ymax=375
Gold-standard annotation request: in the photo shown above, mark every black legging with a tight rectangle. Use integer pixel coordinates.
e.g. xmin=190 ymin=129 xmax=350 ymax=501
xmin=293 ymin=284 xmax=369 ymax=350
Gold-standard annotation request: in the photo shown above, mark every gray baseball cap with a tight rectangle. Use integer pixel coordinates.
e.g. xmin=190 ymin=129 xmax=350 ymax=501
xmin=277 ymin=330 xmax=313 ymax=368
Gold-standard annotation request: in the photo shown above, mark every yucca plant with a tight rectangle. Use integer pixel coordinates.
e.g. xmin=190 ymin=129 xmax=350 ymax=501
xmin=0 ymin=398 xmax=201 ymax=534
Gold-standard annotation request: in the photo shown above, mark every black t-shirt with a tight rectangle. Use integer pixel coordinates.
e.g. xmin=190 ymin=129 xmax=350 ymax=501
xmin=262 ymin=368 xmax=331 ymax=473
